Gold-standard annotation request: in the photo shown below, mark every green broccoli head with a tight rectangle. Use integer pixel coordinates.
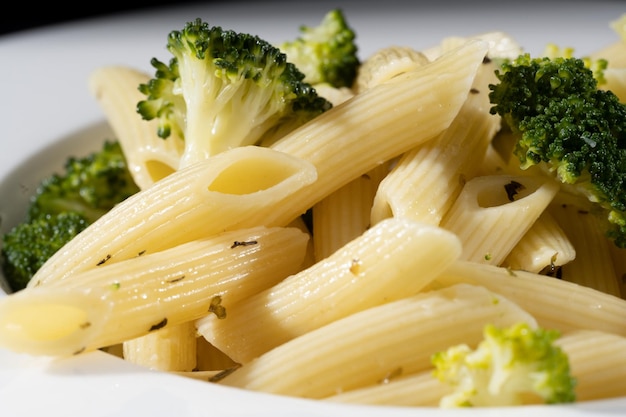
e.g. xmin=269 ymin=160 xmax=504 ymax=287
xmin=137 ymin=18 xmax=333 ymax=168
xmin=1 ymin=212 xmax=90 ymax=291
xmin=432 ymin=322 xmax=576 ymax=407
xmin=489 ymin=54 xmax=626 ymax=247
xmin=1 ymin=140 xmax=139 ymax=291
xmin=28 ymin=140 xmax=140 ymax=224
xmin=279 ymin=8 xmax=360 ymax=88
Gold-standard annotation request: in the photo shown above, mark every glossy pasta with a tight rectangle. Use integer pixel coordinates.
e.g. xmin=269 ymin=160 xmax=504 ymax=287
xmin=1 ymin=18 xmax=626 ymax=410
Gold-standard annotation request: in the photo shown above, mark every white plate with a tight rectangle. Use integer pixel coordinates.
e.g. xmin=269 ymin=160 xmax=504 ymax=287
xmin=1 ymin=1 xmax=625 ymax=415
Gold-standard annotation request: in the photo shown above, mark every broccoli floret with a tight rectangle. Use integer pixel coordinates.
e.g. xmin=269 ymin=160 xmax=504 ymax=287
xmin=278 ymin=9 xmax=360 ymax=88
xmin=137 ymin=18 xmax=332 ymax=168
xmin=489 ymin=54 xmax=626 ymax=248
xmin=1 ymin=140 xmax=139 ymax=291
xmin=1 ymin=212 xmax=90 ymax=291
xmin=432 ymin=322 xmax=576 ymax=407
xmin=28 ymin=140 xmax=140 ymax=223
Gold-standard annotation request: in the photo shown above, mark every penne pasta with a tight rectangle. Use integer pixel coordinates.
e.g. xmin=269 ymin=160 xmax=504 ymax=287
xmin=123 ymin=321 xmax=197 ymax=372
xmin=3 ymin=14 xmax=626 ymax=408
xmin=440 ymin=174 xmax=560 ymax=264
xmin=548 ymin=194 xmax=622 ymax=297
xmin=197 ymin=217 xmax=462 ymax=364
xmin=556 ymin=330 xmax=626 ymax=401
xmin=324 ymin=368 xmax=450 ymax=407
xmin=0 ymin=226 xmax=308 ymax=356
xmin=28 ymin=146 xmax=317 ymax=286
xmin=267 ymin=39 xmax=490 ymax=227
xmin=503 ymin=210 xmax=576 ymax=274
xmin=434 ymin=260 xmax=626 ymax=336
xmin=312 ymin=163 xmax=389 ymax=261
xmin=370 ymin=55 xmax=500 ymax=226
xmin=31 ymin=39 xmax=487 ymax=288
xmin=217 ymin=283 xmax=537 ymax=399
xmin=353 ymin=45 xmax=430 ymax=93
xmin=89 ymin=66 xmax=183 ymax=190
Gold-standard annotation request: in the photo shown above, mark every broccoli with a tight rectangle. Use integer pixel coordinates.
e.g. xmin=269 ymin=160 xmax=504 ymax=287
xmin=28 ymin=140 xmax=140 ymax=223
xmin=432 ymin=322 xmax=576 ymax=407
xmin=1 ymin=212 xmax=90 ymax=291
xmin=137 ymin=18 xmax=333 ymax=168
xmin=1 ymin=140 xmax=139 ymax=291
xmin=278 ymin=9 xmax=360 ymax=88
xmin=488 ymin=54 xmax=626 ymax=248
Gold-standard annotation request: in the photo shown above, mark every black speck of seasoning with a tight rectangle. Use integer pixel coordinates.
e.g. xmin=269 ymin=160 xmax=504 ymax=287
xmin=96 ymin=254 xmax=112 ymax=266
xmin=231 ymin=240 xmax=258 ymax=248
xmin=167 ymin=275 xmax=186 ymax=283
xmin=504 ymin=180 xmax=525 ymax=201
xmin=470 ymin=88 xmax=480 ymax=94
xmin=578 ymin=209 xmax=589 ymax=215
xmin=209 ymin=364 xmax=242 ymax=382
xmin=137 ymin=250 xmax=146 ymax=256
xmin=483 ymin=56 xmax=492 ymax=64
xmin=80 ymin=321 xmax=91 ymax=330
xmin=149 ymin=318 xmax=168 ymax=332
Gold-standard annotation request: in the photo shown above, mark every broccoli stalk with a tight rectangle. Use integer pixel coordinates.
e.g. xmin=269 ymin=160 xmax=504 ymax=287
xmin=137 ymin=18 xmax=332 ymax=169
xmin=278 ymin=8 xmax=360 ymax=88
xmin=1 ymin=140 xmax=139 ymax=291
xmin=489 ymin=54 xmax=626 ymax=248
xmin=432 ymin=322 xmax=576 ymax=407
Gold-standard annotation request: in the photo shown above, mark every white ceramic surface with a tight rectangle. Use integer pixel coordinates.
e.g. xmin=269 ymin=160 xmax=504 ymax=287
xmin=1 ymin=1 xmax=625 ymax=415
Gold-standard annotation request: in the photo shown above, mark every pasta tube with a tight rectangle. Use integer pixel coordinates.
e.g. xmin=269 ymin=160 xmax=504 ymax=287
xmin=0 ymin=226 xmax=308 ymax=356
xmin=123 ymin=322 xmax=197 ymax=372
xmin=267 ymin=39 xmax=490 ymax=227
xmin=217 ymin=283 xmax=537 ymax=399
xmin=503 ymin=210 xmax=576 ymax=274
xmin=31 ymin=40 xmax=487 ymax=287
xmin=370 ymin=55 xmax=500 ymax=225
xmin=197 ymin=217 xmax=462 ymax=364
xmin=354 ymin=45 xmax=429 ymax=93
xmin=434 ymin=260 xmax=626 ymax=336
xmin=556 ymin=330 xmax=626 ymax=401
xmin=28 ymin=145 xmax=317 ymax=286
xmin=89 ymin=66 xmax=183 ymax=190
xmin=324 ymin=369 xmax=449 ymax=407
xmin=440 ymin=174 xmax=559 ymax=264
xmin=312 ymin=163 xmax=389 ymax=261
xmin=549 ymin=195 xmax=622 ymax=297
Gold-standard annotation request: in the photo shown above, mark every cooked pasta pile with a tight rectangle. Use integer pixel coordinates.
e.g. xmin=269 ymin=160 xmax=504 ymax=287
xmin=1 ymin=18 xmax=626 ymax=408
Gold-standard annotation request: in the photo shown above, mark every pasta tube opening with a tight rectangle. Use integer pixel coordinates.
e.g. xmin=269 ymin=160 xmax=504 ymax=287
xmin=143 ymin=159 xmax=177 ymax=185
xmin=28 ymin=146 xmax=317 ymax=286
xmin=207 ymin=149 xmax=310 ymax=195
xmin=441 ymin=174 xmax=559 ymax=264
xmin=0 ymin=286 xmax=111 ymax=356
